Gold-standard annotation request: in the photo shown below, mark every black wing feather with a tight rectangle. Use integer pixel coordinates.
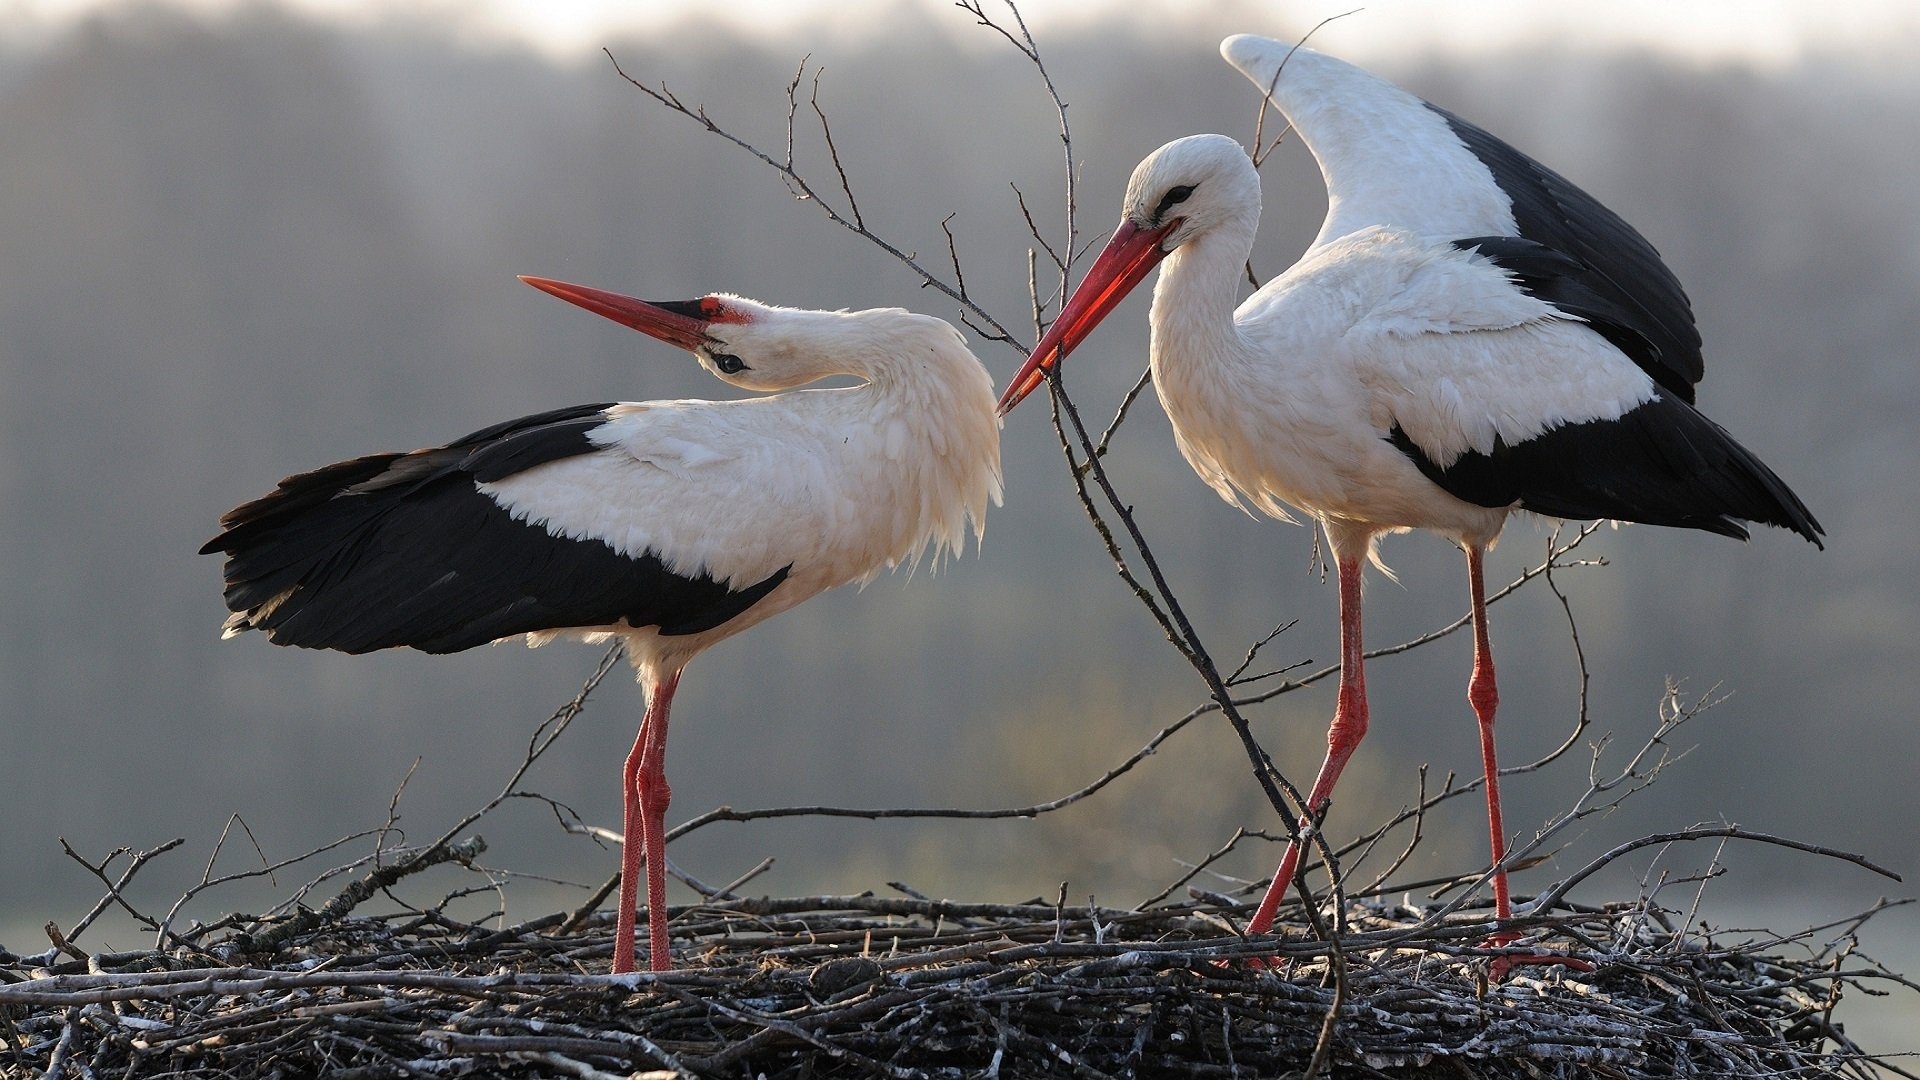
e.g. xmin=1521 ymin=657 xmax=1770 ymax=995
xmin=1432 ymin=105 xmax=1704 ymax=401
xmin=1388 ymin=390 xmax=1823 ymax=547
xmin=202 ymin=403 xmax=791 ymax=654
xmin=1414 ymin=108 xmax=1819 ymax=547
xmin=1451 ymin=235 xmax=1680 ymax=393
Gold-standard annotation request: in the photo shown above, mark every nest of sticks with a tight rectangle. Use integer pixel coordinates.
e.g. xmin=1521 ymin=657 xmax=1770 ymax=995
xmin=5 ymin=647 xmax=1914 ymax=1078
xmin=4 ymin=872 xmax=1913 ymax=1079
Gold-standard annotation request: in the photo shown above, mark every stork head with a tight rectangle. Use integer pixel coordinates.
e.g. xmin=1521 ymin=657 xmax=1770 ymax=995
xmin=998 ymin=134 xmax=1260 ymax=413
xmin=522 ymin=277 xmax=859 ymax=392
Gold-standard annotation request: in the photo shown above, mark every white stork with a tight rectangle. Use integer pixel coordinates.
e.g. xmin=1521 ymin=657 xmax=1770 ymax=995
xmin=998 ymin=35 xmax=1822 ymax=948
xmin=203 ymin=278 xmax=1003 ymax=973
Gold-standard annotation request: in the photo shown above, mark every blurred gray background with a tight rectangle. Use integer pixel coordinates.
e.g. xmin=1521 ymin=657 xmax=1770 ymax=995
xmin=2 ymin=0 xmax=1915 ymax=1047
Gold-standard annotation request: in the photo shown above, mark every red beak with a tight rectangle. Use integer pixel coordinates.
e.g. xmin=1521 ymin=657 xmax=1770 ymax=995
xmin=998 ymin=218 xmax=1178 ymax=414
xmin=519 ymin=275 xmax=710 ymax=351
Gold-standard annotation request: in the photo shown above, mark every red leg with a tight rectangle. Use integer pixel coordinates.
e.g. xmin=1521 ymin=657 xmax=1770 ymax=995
xmin=616 ymin=724 xmax=644 ymax=973
xmin=1470 ymin=548 xmax=1586 ymax=977
xmin=1472 ymin=549 xmax=1596 ymax=978
xmin=1466 ymin=546 xmax=1513 ymax=928
xmin=1246 ymin=553 xmax=1369 ymax=935
xmin=615 ymin=668 xmax=682 ymax=974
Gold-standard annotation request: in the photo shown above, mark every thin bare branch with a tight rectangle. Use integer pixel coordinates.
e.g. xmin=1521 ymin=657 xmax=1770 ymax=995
xmin=156 ymin=827 xmax=380 ymax=950
xmin=1534 ymin=826 xmax=1901 ymax=915
xmin=216 ymin=836 xmax=489 ymax=958
xmin=58 ymin=837 xmax=184 ymax=941
xmin=1010 ymin=182 xmax=1065 ymax=274
xmin=1246 ymin=10 xmax=1360 ymax=168
xmin=1087 ymin=365 xmax=1154 ymax=463
xmin=604 ymin=50 xmax=1025 ymax=351
xmin=959 ymin=1 xmax=1077 ymax=312
xmin=667 ymin=692 xmax=1224 ymax=841
xmin=940 ymin=213 xmax=969 ymax=300
xmin=809 ymin=67 xmax=863 ymax=230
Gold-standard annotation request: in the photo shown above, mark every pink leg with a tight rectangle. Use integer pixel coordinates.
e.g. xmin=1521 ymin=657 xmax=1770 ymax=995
xmin=1468 ymin=549 xmax=1592 ymax=976
xmin=615 ymin=668 xmax=682 ymax=974
xmin=1466 ymin=546 xmax=1514 ymax=927
xmin=1247 ymin=553 xmax=1369 ymax=935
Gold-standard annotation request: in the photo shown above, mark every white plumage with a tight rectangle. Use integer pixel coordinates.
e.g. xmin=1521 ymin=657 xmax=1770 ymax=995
xmin=1222 ymin=37 xmax=1517 ymax=245
xmin=999 ymin=35 xmax=1819 ymax=955
xmin=488 ymin=302 xmax=1001 ymax=639
xmin=206 ymin=279 xmax=1001 ymax=973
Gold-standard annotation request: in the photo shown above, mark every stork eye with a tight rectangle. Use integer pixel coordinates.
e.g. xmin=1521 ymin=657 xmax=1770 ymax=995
xmin=712 ymin=353 xmax=748 ymax=375
xmin=1154 ymin=184 xmax=1197 ymax=221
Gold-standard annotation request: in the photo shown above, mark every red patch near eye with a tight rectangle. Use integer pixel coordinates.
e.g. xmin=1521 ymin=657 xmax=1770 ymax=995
xmin=699 ymin=296 xmax=749 ymax=323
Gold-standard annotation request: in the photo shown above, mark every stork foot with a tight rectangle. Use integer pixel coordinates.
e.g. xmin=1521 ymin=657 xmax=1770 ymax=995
xmin=1483 ymin=930 xmax=1594 ymax=981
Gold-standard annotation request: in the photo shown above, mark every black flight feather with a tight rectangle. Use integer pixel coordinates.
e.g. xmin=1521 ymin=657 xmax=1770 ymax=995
xmin=202 ymin=403 xmax=791 ymax=653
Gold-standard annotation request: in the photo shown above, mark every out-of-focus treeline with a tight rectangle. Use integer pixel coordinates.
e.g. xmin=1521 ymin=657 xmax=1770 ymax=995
xmin=1 ymin=3 xmax=1915 ymax=982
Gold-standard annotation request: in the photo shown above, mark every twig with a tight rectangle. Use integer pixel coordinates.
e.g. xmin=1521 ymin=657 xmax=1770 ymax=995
xmin=1247 ymin=11 xmax=1359 ymax=168
xmin=1088 ymin=366 xmax=1155 ymax=463
xmin=217 ymin=836 xmax=488 ymax=958
xmin=1533 ymin=826 xmax=1901 ymax=915
xmin=560 ymin=873 xmax=622 ymax=937
xmin=1135 ymin=828 xmax=1250 ymax=911
xmin=157 ymin=821 xmax=383 ymax=951
xmin=809 ymin=68 xmax=863 ymax=231
xmin=58 ymin=837 xmax=184 ymax=941
xmin=1355 ymin=765 xmax=1432 ymax=895
xmin=959 ymin=0 xmax=1077 ymax=308
xmin=603 ymin=51 xmax=1024 ymax=350
xmin=706 ymin=857 xmax=778 ymax=901
xmin=1049 ymin=376 xmax=1313 ymax=836
xmin=666 ymin=689 xmax=1237 ymax=840
xmin=1010 ymin=182 xmax=1065 ymax=275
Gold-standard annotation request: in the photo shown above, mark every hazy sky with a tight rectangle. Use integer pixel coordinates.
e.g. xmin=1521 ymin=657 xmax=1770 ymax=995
xmin=5 ymin=0 xmax=1919 ymax=65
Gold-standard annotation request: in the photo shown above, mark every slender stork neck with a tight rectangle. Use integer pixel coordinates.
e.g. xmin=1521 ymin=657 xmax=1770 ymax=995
xmin=1148 ymin=211 xmax=1260 ymax=377
xmin=813 ymin=310 xmax=1004 ymax=573
xmin=829 ymin=310 xmax=998 ymax=415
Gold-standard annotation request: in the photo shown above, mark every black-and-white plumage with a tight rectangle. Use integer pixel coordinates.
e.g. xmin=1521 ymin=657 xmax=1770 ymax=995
xmin=997 ymin=35 xmax=1819 ymax=952
xmin=207 ymin=403 xmax=791 ymax=653
xmin=206 ymin=278 xmax=1002 ymax=972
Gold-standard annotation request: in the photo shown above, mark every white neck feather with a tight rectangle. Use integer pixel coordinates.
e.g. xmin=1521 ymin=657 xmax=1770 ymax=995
xmin=1149 ymin=205 xmax=1260 ymax=382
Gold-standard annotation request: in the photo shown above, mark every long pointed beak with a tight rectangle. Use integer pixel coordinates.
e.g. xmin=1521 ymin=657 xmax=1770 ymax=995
xmin=998 ymin=218 xmax=1177 ymax=414
xmin=519 ymin=275 xmax=709 ymax=351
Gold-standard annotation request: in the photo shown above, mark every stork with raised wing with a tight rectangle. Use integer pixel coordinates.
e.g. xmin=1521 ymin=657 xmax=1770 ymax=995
xmin=998 ymin=34 xmax=1821 ymax=946
xmin=204 ymin=278 xmax=1002 ymax=972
